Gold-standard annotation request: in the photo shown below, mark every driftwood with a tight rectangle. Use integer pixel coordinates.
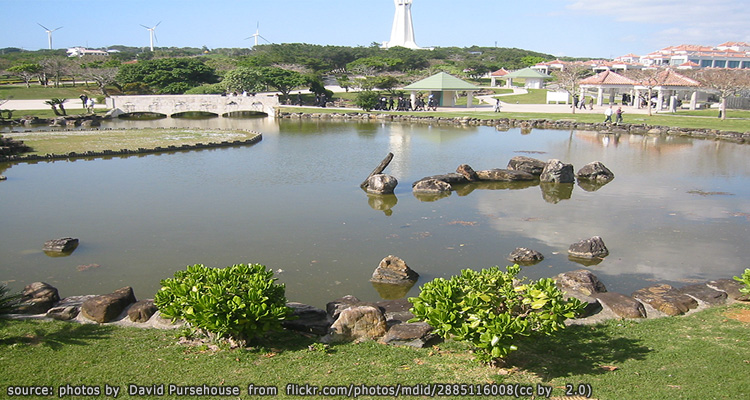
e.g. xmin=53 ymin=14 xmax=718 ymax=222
xmin=360 ymin=152 xmax=394 ymax=188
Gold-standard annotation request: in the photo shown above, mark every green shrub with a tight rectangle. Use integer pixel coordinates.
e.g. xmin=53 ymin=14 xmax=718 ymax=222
xmin=154 ymin=263 xmax=292 ymax=342
xmin=734 ymin=269 xmax=750 ymax=295
xmin=409 ymin=264 xmax=584 ymax=364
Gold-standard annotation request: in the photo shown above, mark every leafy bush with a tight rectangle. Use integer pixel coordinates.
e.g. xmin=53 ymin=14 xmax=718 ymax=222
xmin=735 ymin=269 xmax=750 ymax=295
xmin=154 ymin=263 xmax=292 ymax=342
xmin=0 ymin=283 xmax=21 ymax=315
xmin=409 ymin=264 xmax=584 ymax=364
xmin=354 ymin=90 xmax=380 ymax=111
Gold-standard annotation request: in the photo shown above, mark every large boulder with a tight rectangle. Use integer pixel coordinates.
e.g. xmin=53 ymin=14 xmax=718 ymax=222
xmin=456 ymin=164 xmax=479 ymax=182
xmin=375 ymin=298 xmax=415 ymax=325
xmin=16 ymin=282 xmax=60 ymax=314
xmin=593 ymin=292 xmax=647 ymax=319
xmin=379 ymin=322 xmax=438 ymax=348
xmin=707 ymin=279 xmax=750 ymax=301
xmin=127 ymin=299 xmax=158 ymax=323
xmin=576 ymin=161 xmax=615 ymax=183
xmin=631 ymin=284 xmax=699 ymax=316
xmin=282 ymin=302 xmax=330 ymax=335
xmin=413 ymin=173 xmax=468 ymax=186
xmin=475 ymin=169 xmax=536 ymax=182
xmin=365 ymin=174 xmax=398 ymax=195
xmin=370 ymin=255 xmax=419 ymax=285
xmin=675 ymin=284 xmax=727 ymax=306
xmin=556 ymin=270 xmax=607 ymax=296
xmin=507 ymin=247 xmax=544 ymax=265
xmin=42 ymin=237 xmax=79 ymax=255
xmin=326 ymin=295 xmax=363 ymax=321
xmin=507 ymin=156 xmax=546 ymax=176
xmin=568 ymin=236 xmax=609 ymax=259
xmin=321 ymin=305 xmax=387 ymax=343
xmin=412 ymin=179 xmax=452 ymax=194
xmin=81 ymin=286 xmax=137 ymax=323
xmin=540 ymin=159 xmax=575 ymax=183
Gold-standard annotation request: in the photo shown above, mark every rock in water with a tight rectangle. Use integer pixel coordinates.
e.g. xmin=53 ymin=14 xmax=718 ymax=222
xmin=370 ymin=255 xmax=419 ymax=285
xmin=365 ymin=174 xmax=398 ymax=195
xmin=540 ymin=159 xmax=575 ymax=183
xmin=507 ymin=156 xmax=546 ymax=176
xmin=576 ymin=161 xmax=615 ymax=183
xmin=42 ymin=237 xmax=79 ymax=255
xmin=568 ymin=236 xmax=609 ymax=259
xmin=507 ymin=247 xmax=545 ymax=264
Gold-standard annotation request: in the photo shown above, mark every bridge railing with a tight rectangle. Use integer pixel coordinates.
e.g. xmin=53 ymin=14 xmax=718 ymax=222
xmin=106 ymin=94 xmax=280 ymax=117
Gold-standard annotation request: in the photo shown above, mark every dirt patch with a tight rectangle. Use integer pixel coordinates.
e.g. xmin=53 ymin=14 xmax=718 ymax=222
xmin=724 ymin=308 xmax=750 ymax=323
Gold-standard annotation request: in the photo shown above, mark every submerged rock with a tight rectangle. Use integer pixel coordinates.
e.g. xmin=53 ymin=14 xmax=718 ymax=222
xmin=540 ymin=159 xmax=575 ymax=183
xmin=507 ymin=156 xmax=546 ymax=176
xmin=576 ymin=161 xmax=615 ymax=183
xmin=370 ymin=255 xmax=419 ymax=285
xmin=507 ymin=247 xmax=544 ymax=265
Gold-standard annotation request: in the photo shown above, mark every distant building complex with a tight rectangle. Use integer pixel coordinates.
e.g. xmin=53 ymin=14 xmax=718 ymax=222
xmin=66 ymin=47 xmax=118 ymax=57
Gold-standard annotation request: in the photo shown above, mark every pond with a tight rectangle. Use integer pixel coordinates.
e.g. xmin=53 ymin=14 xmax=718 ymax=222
xmin=2 ymin=117 xmax=749 ymax=308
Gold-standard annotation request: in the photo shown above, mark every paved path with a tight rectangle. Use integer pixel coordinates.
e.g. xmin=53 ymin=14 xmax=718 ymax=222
xmin=2 ymin=99 xmax=107 ymax=111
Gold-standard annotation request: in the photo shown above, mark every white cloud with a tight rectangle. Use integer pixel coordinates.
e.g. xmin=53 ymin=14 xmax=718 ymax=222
xmin=565 ymin=0 xmax=750 ymax=48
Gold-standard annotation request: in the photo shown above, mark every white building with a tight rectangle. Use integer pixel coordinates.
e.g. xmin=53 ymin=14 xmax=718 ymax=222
xmin=627 ymin=43 xmax=750 ymax=69
xmin=66 ymin=47 xmax=114 ymax=57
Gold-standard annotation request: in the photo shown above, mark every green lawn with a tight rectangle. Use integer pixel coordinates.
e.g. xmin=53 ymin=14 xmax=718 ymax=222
xmin=0 ymin=84 xmax=101 ymax=101
xmin=494 ymin=88 xmax=549 ymax=104
xmin=1 ymin=303 xmax=748 ymax=399
xmin=280 ymin=107 xmax=750 ymax=133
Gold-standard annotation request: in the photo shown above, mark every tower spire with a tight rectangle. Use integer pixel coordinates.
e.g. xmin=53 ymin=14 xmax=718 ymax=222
xmin=384 ymin=0 xmax=420 ymax=49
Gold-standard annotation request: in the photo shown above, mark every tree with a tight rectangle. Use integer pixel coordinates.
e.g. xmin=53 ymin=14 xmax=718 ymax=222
xmin=7 ymin=63 xmax=42 ymax=88
xmin=222 ymin=67 xmax=265 ymax=93
xmin=336 ymin=75 xmax=352 ymax=92
xmin=372 ymin=75 xmax=401 ymax=96
xmin=257 ymin=66 xmax=308 ymax=102
xmin=687 ymin=68 xmax=750 ymax=120
xmin=116 ymin=58 xmax=218 ymax=94
xmin=44 ymin=98 xmax=67 ymax=116
xmin=552 ymin=64 xmax=592 ymax=114
xmin=354 ymin=90 xmax=380 ymax=111
xmin=40 ymin=57 xmax=69 ymax=88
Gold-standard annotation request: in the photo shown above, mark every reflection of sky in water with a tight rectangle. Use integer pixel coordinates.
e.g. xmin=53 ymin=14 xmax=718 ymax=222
xmin=2 ymin=121 xmax=750 ymax=305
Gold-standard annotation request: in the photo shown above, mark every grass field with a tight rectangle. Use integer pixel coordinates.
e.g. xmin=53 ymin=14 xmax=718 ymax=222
xmin=0 ymin=84 xmax=101 ymax=101
xmin=0 ymin=303 xmax=748 ymax=399
xmin=4 ymin=128 xmax=259 ymax=155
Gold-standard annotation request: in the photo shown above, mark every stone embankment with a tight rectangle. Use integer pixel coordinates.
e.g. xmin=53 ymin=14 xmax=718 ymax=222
xmin=6 ymin=254 xmax=748 ymax=349
xmin=278 ymin=111 xmax=750 ymax=144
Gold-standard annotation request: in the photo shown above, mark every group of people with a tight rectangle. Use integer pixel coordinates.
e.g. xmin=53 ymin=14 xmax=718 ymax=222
xmin=372 ymin=94 xmax=438 ymax=112
xmin=78 ymin=94 xmax=95 ymax=113
xmin=603 ymin=105 xmax=624 ymax=124
xmin=572 ymin=95 xmax=594 ymax=110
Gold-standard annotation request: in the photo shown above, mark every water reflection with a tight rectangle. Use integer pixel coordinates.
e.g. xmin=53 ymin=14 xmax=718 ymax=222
xmin=2 ymin=119 xmax=750 ymax=306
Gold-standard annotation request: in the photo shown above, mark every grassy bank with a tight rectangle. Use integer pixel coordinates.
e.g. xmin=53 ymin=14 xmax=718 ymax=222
xmin=1 ymin=303 xmax=748 ymax=399
xmin=4 ymin=128 xmax=260 ymax=156
xmin=279 ymin=107 xmax=750 ymax=133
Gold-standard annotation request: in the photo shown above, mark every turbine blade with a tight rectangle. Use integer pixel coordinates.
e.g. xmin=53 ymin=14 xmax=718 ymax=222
xmin=53 ymin=26 xmax=63 ymax=32
xmin=140 ymin=24 xmax=150 ymax=29
xmin=37 ymin=23 xmax=50 ymax=31
xmin=259 ymin=35 xmax=270 ymax=44
xmin=153 ymin=32 xmax=159 ymax=43
xmin=155 ymin=21 xmax=162 ymax=28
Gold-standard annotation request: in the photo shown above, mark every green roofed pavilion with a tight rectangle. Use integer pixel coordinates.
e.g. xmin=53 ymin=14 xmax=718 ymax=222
xmin=403 ymin=72 xmax=480 ymax=108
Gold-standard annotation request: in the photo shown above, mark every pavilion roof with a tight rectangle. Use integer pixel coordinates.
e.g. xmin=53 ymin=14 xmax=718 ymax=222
xmin=579 ymin=70 xmax=637 ymax=85
xmin=403 ymin=72 xmax=480 ymax=91
xmin=656 ymin=69 xmax=701 ymax=86
xmin=502 ymin=67 xmax=553 ymax=80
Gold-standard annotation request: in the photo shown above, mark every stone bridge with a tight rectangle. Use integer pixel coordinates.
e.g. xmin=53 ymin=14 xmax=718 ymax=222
xmin=106 ymin=94 xmax=279 ymax=118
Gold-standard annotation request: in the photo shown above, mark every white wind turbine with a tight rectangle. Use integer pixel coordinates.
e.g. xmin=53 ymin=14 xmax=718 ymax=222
xmin=245 ymin=22 xmax=270 ymax=47
xmin=38 ymin=23 xmax=63 ymax=50
xmin=140 ymin=21 xmax=161 ymax=51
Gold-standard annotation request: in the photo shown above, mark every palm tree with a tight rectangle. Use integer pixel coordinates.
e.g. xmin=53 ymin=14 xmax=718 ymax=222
xmin=44 ymin=98 xmax=68 ymax=116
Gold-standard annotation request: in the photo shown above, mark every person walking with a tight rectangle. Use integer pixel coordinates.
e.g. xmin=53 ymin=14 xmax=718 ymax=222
xmin=604 ymin=106 xmax=613 ymax=123
xmin=494 ymin=98 xmax=501 ymax=112
xmin=615 ymin=107 xmax=623 ymax=124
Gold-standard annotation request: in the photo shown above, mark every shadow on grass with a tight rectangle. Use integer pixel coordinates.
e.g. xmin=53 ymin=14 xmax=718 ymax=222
xmin=0 ymin=321 xmax=115 ymax=350
xmin=505 ymin=323 xmax=650 ymax=380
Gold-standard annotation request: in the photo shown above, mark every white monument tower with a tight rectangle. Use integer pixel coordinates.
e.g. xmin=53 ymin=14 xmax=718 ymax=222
xmin=383 ymin=0 xmax=420 ymax=49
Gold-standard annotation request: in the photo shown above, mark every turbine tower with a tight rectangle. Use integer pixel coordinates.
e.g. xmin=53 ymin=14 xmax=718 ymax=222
xmin=384 ymin=0 xmax=420 ymax=49
xmin=140 ymin=22 xmax=161 ymax=51
xmin=245 ymin=22 xmax=270 ymax=48
xmin=38 ymin=23 xmax=62 ymax=50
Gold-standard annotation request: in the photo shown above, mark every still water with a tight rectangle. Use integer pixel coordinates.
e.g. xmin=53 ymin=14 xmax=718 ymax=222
xmin=2 ymin=117 xmax=749 ymax=307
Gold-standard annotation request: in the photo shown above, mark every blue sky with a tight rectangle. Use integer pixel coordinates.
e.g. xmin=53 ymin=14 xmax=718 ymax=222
xmin=4 ymin=0 xmax=749 ymax=59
